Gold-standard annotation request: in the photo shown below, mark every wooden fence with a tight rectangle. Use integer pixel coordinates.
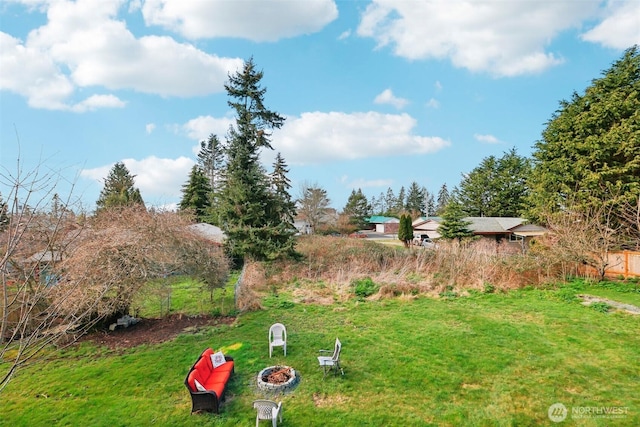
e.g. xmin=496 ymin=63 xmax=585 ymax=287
xmin=584 ymin=251 xmax=640 ymax=279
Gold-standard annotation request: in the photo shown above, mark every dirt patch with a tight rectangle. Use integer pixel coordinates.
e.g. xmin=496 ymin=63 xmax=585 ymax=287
xmin=76 ymin=314 xmax=235 ymax=350
xmin=578 ymin=294 xmax=640 ymax=315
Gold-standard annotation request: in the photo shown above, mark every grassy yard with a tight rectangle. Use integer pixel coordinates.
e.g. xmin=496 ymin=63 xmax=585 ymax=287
xmin=2 ymin=279 xmax=639 ymax=426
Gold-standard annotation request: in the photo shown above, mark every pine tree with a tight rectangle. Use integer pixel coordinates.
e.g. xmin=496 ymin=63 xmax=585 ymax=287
xmin=384 ymin=188 xmax=396 ymax=215
xmin=343 ymin=188 xmax=372 ymax=229
xmin=218 ymin=58 xmax=295 ymax=261
xmin=438 ymin=198 xmax=474 ymax=241
xmin=96 ymin=162 xmax=145 ymax=212
xmin=270 ymin=152 xmax=297 ymax=227
xmin=394 ymin=186 xmax=406 ymax=214
xmin=405 ymin=182 xmax=426 ymax=216
xmin=198 ymin=134 xmax=225 ymax=188
xmin=424 ymin=190 xmax=435 ymax=217
xmin=197 ymin=134 xmax=225 ymax=221
xmin=371 ymin=191 xmax=386 ymax=215
xmin=179 ymin=165 xmax=213 ymax=222
xmin=436 ymin=184 xmax=450 ymax=215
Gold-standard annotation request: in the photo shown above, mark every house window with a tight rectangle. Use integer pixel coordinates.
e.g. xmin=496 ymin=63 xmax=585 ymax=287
xmin=509 ymin=234 xmax=523 ymax=242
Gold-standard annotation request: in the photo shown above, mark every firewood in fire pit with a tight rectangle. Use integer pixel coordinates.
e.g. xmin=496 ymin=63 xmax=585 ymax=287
xmin=263 ymin=367 xmax=292 ymax=384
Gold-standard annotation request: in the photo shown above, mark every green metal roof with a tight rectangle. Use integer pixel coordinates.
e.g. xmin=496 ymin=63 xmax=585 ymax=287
xmin=367 ymin=215 xmax=399 ymax=223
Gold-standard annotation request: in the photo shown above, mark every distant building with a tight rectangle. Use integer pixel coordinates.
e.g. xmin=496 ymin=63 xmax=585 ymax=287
xmin=412 ymin=216 xmax=547 ymax=251
xmin=367 ymin=215 xmax=400 ymax=234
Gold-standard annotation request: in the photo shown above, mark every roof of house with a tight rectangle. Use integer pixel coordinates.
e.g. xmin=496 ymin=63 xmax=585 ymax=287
xmin=411 ymin=216 xmax=547 ymax=236
xmin=511 ymin=223 xmax=548 ymax=236
xmin=412 ymin=216 xmax=442 ymax=227
xmin=188 ymin=223 xmax=225 ymax=243
xmin=368 ymin=215 xmax=400 ymax=224
xmin=466 ymin=217 xmax=525 ymax=234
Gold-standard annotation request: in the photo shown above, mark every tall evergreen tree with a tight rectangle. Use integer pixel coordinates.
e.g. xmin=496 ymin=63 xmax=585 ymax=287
xmin=394 ymin=186 xmax=406 ymax=214
xmin=436 ymin=184 xmax=450 ymax=215
xmin=405 ymin=182 xmax=426 ymax=215
xmin=371 ymin=191 xmax=386 ymax=215
xmin=179 ymin=165 xmax=213 ymax=222
xmin=457 ymin=148 xmax=531 ymax=217
xmin=343 ymin=188 xmax=372 ymax=229
xmin=96 ymin=162 xmax=144 ymax=212
xmin=398 ymin=214 xmax=414 ymax=247
xmin=197 ymin=134 xmax=225 ymax=222
xmin=424 ymin=190 xmax=435 ymax=217
xmin=528 ymin=46 xmax=640 ymax=222
xmin=438 ymin=198 xmax=474 ymax=241
xmin=384 ymin=188 xmax=396 ymax=215
xmin=270 ymin=152 xmax=297 ymax=227
xmin=218 ymin=58 xmax=295 ymax=261
xmin=197 ymin=134 xmax=225 ymax=191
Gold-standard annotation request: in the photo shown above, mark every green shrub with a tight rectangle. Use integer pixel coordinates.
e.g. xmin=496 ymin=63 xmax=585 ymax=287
xmin=439 ymin=285 xmax=458 ymax=299
xmin=556 ymin=288 xmax=579 ymax=303
xmin=483 ymin=283 xmax=496 ymax=294
xmin=262 ymin=294 xmax=295 ymax=309
xmin=352 ymin=277 xmax=379 ymax=298
xmin=590 ymin=302 xmax=611 ymax=313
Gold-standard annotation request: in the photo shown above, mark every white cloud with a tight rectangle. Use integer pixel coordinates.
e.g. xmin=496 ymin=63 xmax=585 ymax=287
xmin=581 ymin=1 xmax=640 ymax=49
xmin=474 ymin=133 xmax=501 ymax=144
xmin=182 ymin=115 xmax=236 ymax=153
xmin=81 ymin=156 xmax=195 ymax=203
xmin=146 ymin=123 xmax=156 ymax=134
xmin=434 ymin=81 xmax=443 ymax=91
xmin=141 ymin=0 xmax=338 ymax=41
xmin=426 ymin=98 xmax=440 ymax=109
xmin=374 ymin=88 xmax=409 ymax=109
xmin=357 ymin=0 xmax=604 ymax=76
xmin=70 ymin=94 xmax=126 ymax=112
xmin=1 ymin=0 xmax=243 ymax=110
xmin=0 ymin=32 xmax=74 ymax=110
xmin=338 ymin=29 xmax=351 ymax=40
xmin=272 ymin=111 xmax=450 ymax=165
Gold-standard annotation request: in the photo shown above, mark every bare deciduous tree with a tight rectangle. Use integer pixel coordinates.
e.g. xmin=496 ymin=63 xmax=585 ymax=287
xmin=296 ymin=182 xmax=331 ymax=234
xmin=543 ymin=201 xmax=624 ymax=281
xmin=620 ymin=194 xmax=640 ymax=250
xmin=1 ymin=157 xmax=87 ymax=392
xmin=1 ymin=161 xmax=229 ymax=392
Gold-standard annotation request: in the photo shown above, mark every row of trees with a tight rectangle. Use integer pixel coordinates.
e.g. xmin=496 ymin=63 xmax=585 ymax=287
xmin=346 ymin=47 xmax=640 ymax=242
xmin=99 ymin=47 xmax=639 ymax=252
xmin=339 ymin=146 xmax=533 ymax=224
xmin=177 ymin=59 xmax=298 ymax=262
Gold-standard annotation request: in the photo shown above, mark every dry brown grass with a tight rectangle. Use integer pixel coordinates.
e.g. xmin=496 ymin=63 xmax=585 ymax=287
xmin=241 ymin=235 xmax=565 ymax=302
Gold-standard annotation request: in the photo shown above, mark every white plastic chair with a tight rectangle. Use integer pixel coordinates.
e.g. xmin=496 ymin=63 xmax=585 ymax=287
xmin=253 ymin=400 xmax=283 ymax=427
xmin=318 ymin=337 xmax=344 ymax=378
xmin=269 ymin=323 xmax=287 ymax=357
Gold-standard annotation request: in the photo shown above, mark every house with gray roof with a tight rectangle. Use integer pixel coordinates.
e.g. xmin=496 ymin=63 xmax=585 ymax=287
xmin=412 ymin=216 xmax=547 ymax=250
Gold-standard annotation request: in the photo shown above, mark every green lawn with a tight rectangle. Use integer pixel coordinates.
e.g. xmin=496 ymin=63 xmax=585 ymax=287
xmin=3 ymin=280 xmax=639 ymax=426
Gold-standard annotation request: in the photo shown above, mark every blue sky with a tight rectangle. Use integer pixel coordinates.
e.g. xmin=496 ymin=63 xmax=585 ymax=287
xmin=1 ymin=0 xmax=639 ymax=213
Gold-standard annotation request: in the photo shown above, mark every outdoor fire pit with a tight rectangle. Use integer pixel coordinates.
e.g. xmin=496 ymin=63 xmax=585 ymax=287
xmin=257 ymin=365 xmax=299 ymax=393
